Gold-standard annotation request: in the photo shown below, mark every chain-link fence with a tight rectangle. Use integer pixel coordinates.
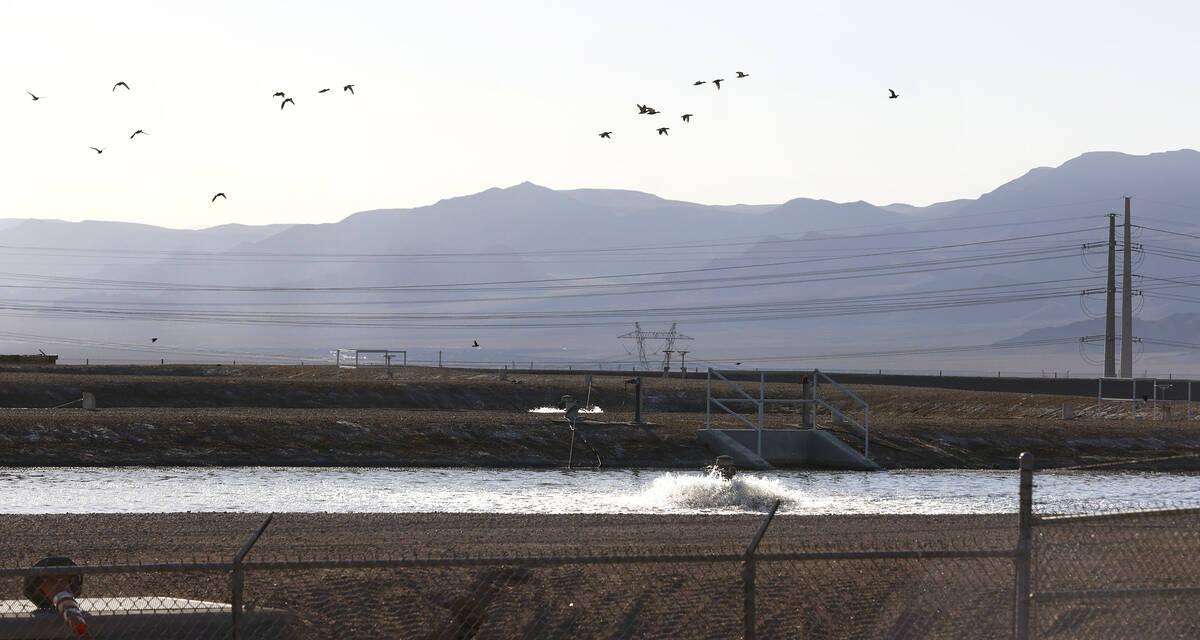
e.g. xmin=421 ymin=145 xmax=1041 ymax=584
xmin=1029 ymin=507 xmax=1200 ymax=639
xmin=4 ymin=456 xmax=1200 ymax=639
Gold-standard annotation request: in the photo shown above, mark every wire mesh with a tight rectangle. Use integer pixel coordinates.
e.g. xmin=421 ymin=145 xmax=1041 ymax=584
xmin=4 ymin=497 xmax=1200 ymax=639
xmin=241 ymin=559 xmax=744 ymax=640
xmin=756 ymin=555 xmax=1014 ymax=639
xmin=1030 ymin=508 xmax=1200 ymax=639
xmin=0 ymin=565 xmax=240 ymax=639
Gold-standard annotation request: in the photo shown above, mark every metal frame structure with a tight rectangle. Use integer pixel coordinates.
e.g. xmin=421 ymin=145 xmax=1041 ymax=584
xmin=705 ymin=368 xmax=870 ymax=458
xmin=335 ymin=348 xmax=407 ymax=376
xmin=1097 ymin=377 xmax=1195 ymax=420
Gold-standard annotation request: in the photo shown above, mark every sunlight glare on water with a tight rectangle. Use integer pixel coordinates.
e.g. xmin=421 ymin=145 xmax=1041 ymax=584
xmin=1 ymin=467 xmax=1198 ymax=514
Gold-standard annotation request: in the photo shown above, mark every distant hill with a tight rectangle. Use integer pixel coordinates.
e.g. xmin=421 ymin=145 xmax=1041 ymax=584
xmin=997 ymin=313 xmax=1200 ymax=352
xmin=4 ymin=149 xmax=1200 ymax=372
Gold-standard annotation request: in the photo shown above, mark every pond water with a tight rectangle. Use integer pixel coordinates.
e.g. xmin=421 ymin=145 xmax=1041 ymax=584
xmin=2 ymin=467 xmax=1197 ymax=515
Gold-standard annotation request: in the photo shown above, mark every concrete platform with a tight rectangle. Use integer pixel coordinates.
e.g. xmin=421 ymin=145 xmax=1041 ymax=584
xmin=0 ymin=597 xmax=294 ymax=639
xmin=698 ymin=428 xmax=879 ymax=470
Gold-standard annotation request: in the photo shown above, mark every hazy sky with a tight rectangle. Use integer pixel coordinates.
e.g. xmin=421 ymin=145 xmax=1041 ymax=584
xmin=3 ymin=0 xmax=1198 ymax=229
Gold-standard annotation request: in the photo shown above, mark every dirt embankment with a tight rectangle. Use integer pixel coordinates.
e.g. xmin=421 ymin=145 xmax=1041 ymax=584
xmin=0 ymin=364 xmax=1198 ymax=470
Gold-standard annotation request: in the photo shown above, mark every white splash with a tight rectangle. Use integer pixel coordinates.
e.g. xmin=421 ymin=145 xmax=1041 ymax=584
xmin=632 ymin=471 xmax=800 ymax=512
xmin=527 ymin=406 xmax=604 ymax=413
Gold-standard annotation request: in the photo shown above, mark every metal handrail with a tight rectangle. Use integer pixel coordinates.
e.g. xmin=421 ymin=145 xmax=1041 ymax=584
xmin=814 ymin=369 xmax=871 ymax=458
xmin=706 ymin=368 xmax=872 ymax=459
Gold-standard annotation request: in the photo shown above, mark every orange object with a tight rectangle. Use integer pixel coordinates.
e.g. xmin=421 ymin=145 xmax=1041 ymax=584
xmin=39 ymin=576 xmax=91 ymax=638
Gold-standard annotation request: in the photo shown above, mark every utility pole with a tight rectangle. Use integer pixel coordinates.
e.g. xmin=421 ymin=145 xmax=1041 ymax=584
xmin=1120 ymin=196 xmax=1133 ymax=378
xmin=1104 ymin=213 xmax=1117 ymax=377
xmin=678 ymin=350 xmax=689 ymax=379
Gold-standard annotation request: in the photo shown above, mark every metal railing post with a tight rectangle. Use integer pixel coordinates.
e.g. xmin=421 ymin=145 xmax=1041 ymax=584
xmin=864 ymin=406 xmax=870 ymax=459
xmin=232 ymin=515 xmax=273 ymax=640
xmin=1014 ymin=453 xmax=1033 ymax=640
xmin=810 ymin=369 xmax=817 ymax=427
xmin=706 ymin=368 xmax=711 ymax=430
xmin=1131 ymin=378 xmax=1137 ymax=420
xmin=743 ymin=500 xmax=780 ymax=640
xmin=757 ymin=371 xmax=764 ymax=456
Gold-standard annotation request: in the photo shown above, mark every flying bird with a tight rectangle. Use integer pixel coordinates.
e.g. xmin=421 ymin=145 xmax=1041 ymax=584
xmin=112 ymin=81 xmax=130 ymax=91
xmin=599 ymin=131 xmax=612 ymax=139
xmin=280 ymin=97 xmax=295 ymax=110
xmin=888 ymin=89 xmax=899 ymax=99
xmin=736 ymin=71 xmax=749 ymax=78
xmin=89 ymin=147 xmax=105 ymax=154
xmin=272 ymin=91 xmax=285 ymax=98
xmin=26 ymin=91 xmax=42 ymax=101
xmin=693 ymin=80 xmax=706 ymax=86
xmin=712 ymin=78 xmax=724 ymax=89
xmin=681 ymin=114 xmax=692 ymax=122
xmin=343 ymin=84 xmax=355 ymax=94
xmin=317 ymin=88 xmax=331 ymax=93
xmin=472 ymin=340 xmax=480 ymax=348
xmin=151 ymin=338 xmax=158 ymax=343
xmin=644 ymin=107 xmax=660 ymax=115
xmin=637 ymin=104 xmax=649 ymax=114
xmin=130 ymin=129 xmax=146 ymax=139
xmin=211 ymin=192 xmax=226 ymax=202
xmin=657 ymin=127 xmax=669 ymax=135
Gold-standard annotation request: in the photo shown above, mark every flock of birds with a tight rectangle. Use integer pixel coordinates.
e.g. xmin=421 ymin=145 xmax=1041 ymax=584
xmin=596 ymin=72 xmax=754 ymax=140
xmin=24 ymin=74 xmax=899 ymax=349
xmin=598 ymin=75 xmax=900 ymax=140
xmin=24 ymin=80 xmax=357 ymax=205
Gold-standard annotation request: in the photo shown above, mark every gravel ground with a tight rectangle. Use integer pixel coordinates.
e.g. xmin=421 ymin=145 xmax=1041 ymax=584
xmin=0 ymin=513 xmax=1022 ymax=638
xmin=1 ymin=364 xmax=1198 ymax=469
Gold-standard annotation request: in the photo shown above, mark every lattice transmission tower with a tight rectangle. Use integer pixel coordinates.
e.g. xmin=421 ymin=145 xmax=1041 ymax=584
xmin=618 ymin=322 xmax=693 ymax=369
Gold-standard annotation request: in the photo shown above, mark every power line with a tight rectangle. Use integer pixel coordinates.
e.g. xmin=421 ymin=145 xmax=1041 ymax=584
xmin=695 ymin=337 xmax=1084 ymax=363
xmin=0 ymin=203 xmax=1108 ymax=262
xmin=0 ymin=233 xmax=1101 ymax=296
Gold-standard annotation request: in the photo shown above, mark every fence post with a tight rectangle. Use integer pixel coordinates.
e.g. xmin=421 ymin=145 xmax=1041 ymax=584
xmin=1014 ymin=453 xmax=1033 ymax=640
xmin=231 ymin=515 xmax=273 ymax=640
xmin=706 ymin=368 xmax=711 ymax=430
xmin=743 ymin=500 xmax=780 ymax=640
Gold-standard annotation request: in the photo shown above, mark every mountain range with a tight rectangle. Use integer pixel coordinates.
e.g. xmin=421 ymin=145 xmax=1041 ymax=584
xmin=4 ymin=149 xmax=1200 ymax=372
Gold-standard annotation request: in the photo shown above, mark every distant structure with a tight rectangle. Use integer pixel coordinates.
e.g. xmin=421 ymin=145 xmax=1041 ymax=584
xmin=618 ymin=322 xmax=693 ymax=370
xmin=0 ymin=354 xmax=58 ymax=365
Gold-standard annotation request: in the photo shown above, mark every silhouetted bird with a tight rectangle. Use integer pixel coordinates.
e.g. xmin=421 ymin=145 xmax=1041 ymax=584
xmin=599 ymin=131 xmax=612 ymax=139
xmin=712 ymin=79 xmax=724 ymax=89
xmin=693 ymin=80 xmax=706 ymax=86
xmin=317 ymin=88 xmax=330 ymax=93
xmin=89 ymin=147 xmax=105 ymax=154
xmin=888 ymin=89 xmax=899 ymax=99
xmin=130 ymin=129 xmax=146 ymax=139
xmin=657 ymin=127 xmax=669 ymax=135
xmin=472 ymin=340 xmax=480 ymax=348
xmin=151 ymin=338 xmax=158 ymax=343
xmin=26 ymin=91 xmax=42 ymax=101
xmin=272 ymin=91 xmax=285 ymax=98
xmin=644 ymin=107 xmax=659 ymax=115
xmin=736 ymin=71 xmax=749 ymax=78
xmin=343 ymin=84 xmax=355 ymax=94
xmin=112 ymin=81 xmax=130 ymax=91
xmin=211 ymin=192 xmax=226 ymax=202
xmin=280 ymin=98 xmax=295 ymax=110
xmin=735 ymin=362 xmax=741 ymax=366
xmin=681 ymin=114 xmax=692 ymax=122
xmin=637 ymin=104 xmax=649 ymax=114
